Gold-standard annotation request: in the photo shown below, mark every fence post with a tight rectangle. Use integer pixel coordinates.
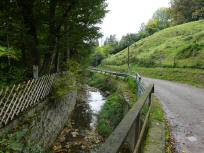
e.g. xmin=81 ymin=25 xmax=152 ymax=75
xmin=33 ymin=65 xmax=39 ymax=79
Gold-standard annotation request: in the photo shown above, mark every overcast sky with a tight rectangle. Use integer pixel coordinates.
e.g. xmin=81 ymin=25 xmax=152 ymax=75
xmin=100 ymin=0 xmax=170 ymax=40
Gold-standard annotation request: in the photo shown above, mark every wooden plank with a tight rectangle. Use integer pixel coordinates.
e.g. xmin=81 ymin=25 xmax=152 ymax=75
xmin=26 ymin=78 xmax=41 ymax=108
xmin=40 ymin=75 xmax=50 ymax=99
xmin=0 ymin=72 xmax=67 ymax=127
xmin=10 ymin=82 xmax=27 ymax=120
xmin=32 ymin=76 xmax=45 ymax=105
xmin=0 ymin=85 xmax=16 ymax=117
xmin=20 ymin=80 xmax=35 ymax=113
xmin=4 ymin=84 xmax=22 ymax=124
xmin=1 ymin=92 xmax=17 ymax=125
xmin=133 ymin=104 xmax=152 ymax=153
xmin=0 ymin=88 xmax=4 ymax=96
xmin=16 ymin=80 xmax=33 ymax=114
xmin=97 ymin=85 xmax=154 ymax=153
xmin=0 ymin=87 xmax=9 ymax=107
xmin=2 ymin=83 xmax=21 ymax=124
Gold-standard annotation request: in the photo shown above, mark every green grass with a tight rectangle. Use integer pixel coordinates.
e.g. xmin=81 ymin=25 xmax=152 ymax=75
xmin=103 ymin=20 xmax=204 ymax=69
xmin=100 ymin=65 xmax=204 ymax=88
xmin=88 ymin=72 xmax=170 ymax=152
xmin=97 ymin=93 xmax=124 ymax=137
xmin=88 ymin=72 xmax=118 ymax=93
xmin=88 ymin=73 xmax=137 ymax=137
xmin=144 ymin=96 xmax=172 ymax=153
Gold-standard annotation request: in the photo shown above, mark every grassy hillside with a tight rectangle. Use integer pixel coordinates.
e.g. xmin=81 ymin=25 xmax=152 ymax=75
xmin=103 ymin=20 xmax=204 ymax=68
xmin=99 ymin=65 xmax=204 ymax=88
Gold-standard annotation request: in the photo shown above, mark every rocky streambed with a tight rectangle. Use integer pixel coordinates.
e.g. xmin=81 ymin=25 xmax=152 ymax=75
xmin=52 ymin=86 xmax=106 ymax=153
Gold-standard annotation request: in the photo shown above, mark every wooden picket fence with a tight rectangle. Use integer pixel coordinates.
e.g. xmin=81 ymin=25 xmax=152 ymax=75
xmin=0 ymin=72 xmax=65 ymax=128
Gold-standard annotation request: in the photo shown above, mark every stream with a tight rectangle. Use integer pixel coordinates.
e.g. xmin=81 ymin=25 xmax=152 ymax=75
xmin=52 ymin=86 xmax=106 ymax=153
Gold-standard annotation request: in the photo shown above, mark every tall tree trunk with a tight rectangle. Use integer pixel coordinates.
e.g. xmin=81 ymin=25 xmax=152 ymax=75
xmin=40 ymin=1 xmax=75 ymax=74
xmin=40 ymin=0 xmax=57 ymax=74
xmin=17 ymin=0 xmax=40 ymax=67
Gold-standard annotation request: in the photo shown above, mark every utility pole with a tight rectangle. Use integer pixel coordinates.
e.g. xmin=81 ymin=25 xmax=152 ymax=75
xmin=128 ymin=45 xmax=130 ymax=73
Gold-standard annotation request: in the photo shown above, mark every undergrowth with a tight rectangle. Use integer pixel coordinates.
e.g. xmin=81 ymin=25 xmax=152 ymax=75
xmin=88 ymin=73 xmax=137 ymax=137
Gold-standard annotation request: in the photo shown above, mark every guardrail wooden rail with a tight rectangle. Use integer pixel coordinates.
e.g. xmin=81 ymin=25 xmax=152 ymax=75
xmin=0 ymin=72 xmax=66 ymax=128
xmin=90 ymin=68 xmax=154 ymax=153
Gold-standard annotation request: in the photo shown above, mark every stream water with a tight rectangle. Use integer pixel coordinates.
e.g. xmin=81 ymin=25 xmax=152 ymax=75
xmin=52 ymin=86 xmax=106 ymax=153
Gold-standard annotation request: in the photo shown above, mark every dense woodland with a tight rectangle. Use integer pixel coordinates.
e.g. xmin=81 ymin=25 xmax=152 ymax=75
xmin=92 ymin=0 xmax=204 ymax=66
xmin=0 ymin=0 xmax=107 ymax=86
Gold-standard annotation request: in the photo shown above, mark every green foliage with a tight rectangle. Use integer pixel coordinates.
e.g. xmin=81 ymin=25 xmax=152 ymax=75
xmin=0 ymin=45 xmax=27 ymax=87
xmin=150 ymin=97 xmax=165 ymax=122
xmin=26 ymin=142 xmax=43 ymax=153
xmin=88 ymin=73 xmax=117 ymax=93
xmin=88 ymin=72 xmax=138 ymax=137
xmin=0 ymin=0 xmax=107 ymax=77
xmin=63 ymin=60 xmax=82 ymax=81
xmin=0 ymin=130 xmax=28 ymax=153
xmin=171 ymin=0 xmax=204 ymax=24
xmin=153 ymin=7 xmax=172 ymax=29
xmin=126 ymin=77 xmax=137 ymax=94
xmin=0 ymin=46 xmax=21 ymax=60
xmin=103 ymin=20 xmax=204 ymax=69
xmin=144 ymin=96 xmax=166 ymax=153
xmin=90 ymin=45 xmax=112 ymax=66
xmin=97 ymin=93 xmax=124 ymax=137
xmin=0 ymin=65 xmax=29 ymax=88
xmin=51 ymin=72 xmax=76 ymax=99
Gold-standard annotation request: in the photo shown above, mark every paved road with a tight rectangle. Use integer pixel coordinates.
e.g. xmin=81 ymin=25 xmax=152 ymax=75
xmin=143 ymin=78 xmax=204 ymax=153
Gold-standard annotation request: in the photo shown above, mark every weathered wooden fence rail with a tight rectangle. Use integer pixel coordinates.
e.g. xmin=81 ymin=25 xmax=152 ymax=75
xmin=0 ymin=72 xmax=66 ymax=128
xmin=90 ymin=68 xmax=154 ymax=153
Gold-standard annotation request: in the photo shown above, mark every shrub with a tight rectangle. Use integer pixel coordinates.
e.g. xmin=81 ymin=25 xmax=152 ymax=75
xmin=51 ymin=72 xmax=76 ymax=99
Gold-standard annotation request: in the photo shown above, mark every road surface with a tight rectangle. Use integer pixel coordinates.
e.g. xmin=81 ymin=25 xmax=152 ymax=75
xmin=144 ymin=77 xmax=204 ymax=153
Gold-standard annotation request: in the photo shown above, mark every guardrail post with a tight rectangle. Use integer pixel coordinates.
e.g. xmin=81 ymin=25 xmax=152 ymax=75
xmin=126 ymin=121 xmax=137 ymax=152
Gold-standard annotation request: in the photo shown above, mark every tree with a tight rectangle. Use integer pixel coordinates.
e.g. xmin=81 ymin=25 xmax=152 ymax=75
xmin=0 ymin=0 xmax=107 ymax=76
xmin=104 ymin=35 xmax=118 ymax=46
xmin=153 ymin=7 xmax=172 ymax=29
xmin=145 ymin=19 xmax=160 ymax=35
xmin=171 ymin=0 xmax=204 ymax=24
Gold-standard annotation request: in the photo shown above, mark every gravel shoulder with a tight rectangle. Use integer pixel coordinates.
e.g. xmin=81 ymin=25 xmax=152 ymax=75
xmin=143 ymin=77 xmax=204 ymax=153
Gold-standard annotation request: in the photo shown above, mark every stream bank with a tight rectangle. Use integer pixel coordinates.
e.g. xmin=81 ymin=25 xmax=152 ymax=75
xmin=52 ymin=86 xmax=106 ymax=153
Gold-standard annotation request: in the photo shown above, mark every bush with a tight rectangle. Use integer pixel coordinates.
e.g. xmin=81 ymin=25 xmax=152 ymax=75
xmin=51 ymin=72 xmax=76 ymax=99
xmin=88 ymin=73 xmax=117 ymax=93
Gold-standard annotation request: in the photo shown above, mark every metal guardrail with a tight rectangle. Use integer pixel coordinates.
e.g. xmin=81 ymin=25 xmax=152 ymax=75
xmin=90 ymin=68 xmax=154 ymax=153
xmin=135 ymin=73 xmax=146 ymax=96
xmin=90 ymin=68 xmax=146 ymax=96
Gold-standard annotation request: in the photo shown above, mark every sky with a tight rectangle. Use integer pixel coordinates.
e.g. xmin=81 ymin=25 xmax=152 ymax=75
xmin=100 ymin=0 xmax=170 ymax=40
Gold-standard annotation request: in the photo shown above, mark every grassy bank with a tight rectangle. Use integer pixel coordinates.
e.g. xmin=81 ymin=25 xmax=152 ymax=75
xmin=144 ymin=96 xmax=173 ymax=153
xmin=88 ymin=71 xmax=171 ymax=152
xmin=103 ymin=20 xmax=204 ymax=69
xmin=88 ymin=72 xmax=137 ymax=137
xmin=99 ymin=65 xmax=204 ymax=88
